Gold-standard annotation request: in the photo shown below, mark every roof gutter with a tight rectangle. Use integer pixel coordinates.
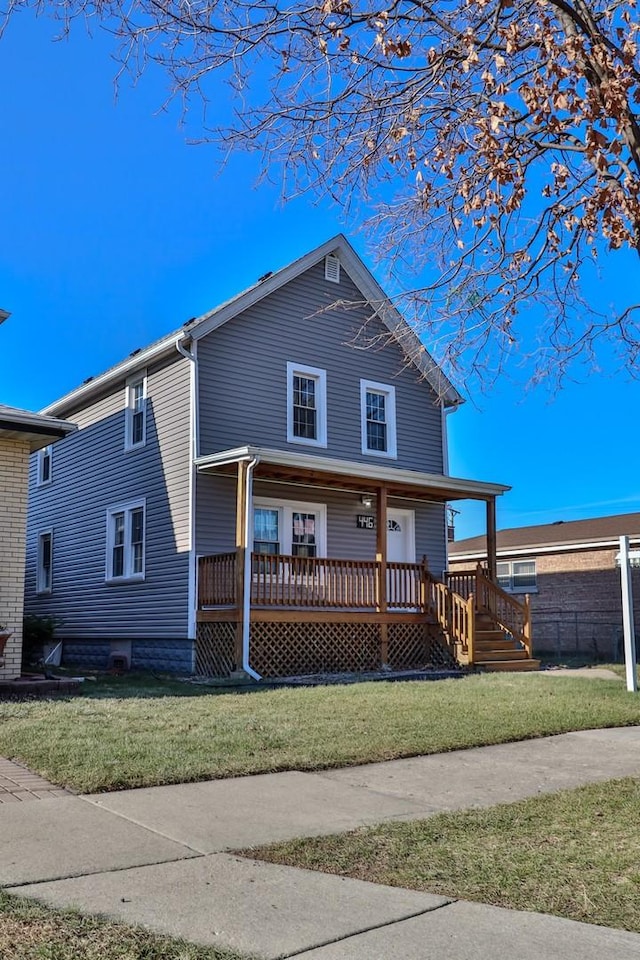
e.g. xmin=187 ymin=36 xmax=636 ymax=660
xmin=41 ymin=331 xmax=182 ymax=418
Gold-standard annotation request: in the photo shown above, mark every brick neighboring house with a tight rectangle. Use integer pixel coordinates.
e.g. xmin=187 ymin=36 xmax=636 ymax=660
xmin=0 ymin=311 xmax=76 ymax=678
xmin=448 ymin=513 xmax=640 ymax=660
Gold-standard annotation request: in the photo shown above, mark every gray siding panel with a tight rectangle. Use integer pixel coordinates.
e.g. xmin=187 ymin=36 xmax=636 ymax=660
xmin=197 ymin=259 xmax=444 ymax=473
xmin=25 ymin=355 xmax=192 ymax=639
xmin=196 ymin=476 xmax=447 ymax=576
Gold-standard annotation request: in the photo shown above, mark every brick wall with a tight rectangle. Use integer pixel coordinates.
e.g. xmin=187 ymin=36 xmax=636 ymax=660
xmin=449 ymin=547 xmax=640 ymax=659
xmin=0 ymin=437 xmax=30 ymax=678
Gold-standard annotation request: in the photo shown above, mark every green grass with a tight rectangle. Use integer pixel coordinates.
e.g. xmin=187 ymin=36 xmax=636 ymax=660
xmin=245 ymin=778 xmax=640 ymax=933
xmin=1 ymin=671 xmax=639 ymax=793
xmin=0 ymin=890 xmax=247 ymax=960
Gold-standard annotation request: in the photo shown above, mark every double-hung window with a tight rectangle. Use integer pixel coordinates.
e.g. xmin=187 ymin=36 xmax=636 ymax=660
xmin=125 ymin=372 xmax=147 ymax=450
xmin=286 ymin=362 xmax=327 ymax=447
xmin=37 ymin=531 xmax=53 ymax=594
xmin=37 ymin=445 xmax=52 ymax=486
xmin=360 ymin=380 xmax=397 ymax=458
xmin=497 ymin=560 xmax=537 ymax=592
xmin=253 ymin=499 xmax=326 ymax=559
xmin=106 ymin=499 xmax=146 ymax=582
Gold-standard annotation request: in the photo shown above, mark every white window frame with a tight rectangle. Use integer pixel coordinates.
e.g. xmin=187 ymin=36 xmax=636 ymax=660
xmin=124 ymin=371 xmax=147 ymax=451
xmin=286 ymin=362 xmax=327 ymax=448
xmin=497 ymin=559 xmax=537 ymax=593
xmin=37 ymin=445 xmax=53 ymax=486
xmin=360 ymin=379 xmax=397 ymax=459
xmin=253 ymin=497 xmax=328 ymax=558
xmin=105 ymin=498 xmax=146 ymax=583
xmin=36 ymin=529 xmax=54 ymax=594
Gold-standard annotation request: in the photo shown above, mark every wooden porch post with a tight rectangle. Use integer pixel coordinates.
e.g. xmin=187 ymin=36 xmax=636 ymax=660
xmin=376 ymin=485 xmax=388 ymax=665
xmin=235 ymin=459 xmax=249 ymax=670
xmin=486 ymin=497 xmax=497 ymax=583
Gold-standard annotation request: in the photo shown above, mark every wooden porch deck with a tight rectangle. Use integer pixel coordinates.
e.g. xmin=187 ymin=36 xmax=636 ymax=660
xmin=195 ymin=553 xmax=537 ymax=678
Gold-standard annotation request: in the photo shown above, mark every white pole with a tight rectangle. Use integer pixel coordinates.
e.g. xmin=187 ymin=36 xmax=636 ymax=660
xmin=619 ymin=536 xmax=638 ymax=693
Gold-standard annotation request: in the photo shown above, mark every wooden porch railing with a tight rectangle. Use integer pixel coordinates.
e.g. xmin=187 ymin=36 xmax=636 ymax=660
xmin=251 ymin=554 xmax=379 ymax=608
xmin=197 ymin=553 xmax=432 ymax=612
xmin=198 ymin=552 xmax=238 ymax=607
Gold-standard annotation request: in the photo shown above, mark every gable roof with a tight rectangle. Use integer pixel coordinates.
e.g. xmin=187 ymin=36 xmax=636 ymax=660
xmin=42 ymin=235 xmax=463 ymax=417
xmin=449 ymin=511 xmax=640 ymax=559
xmin=0 ymin=404 xmax=76 ymax=452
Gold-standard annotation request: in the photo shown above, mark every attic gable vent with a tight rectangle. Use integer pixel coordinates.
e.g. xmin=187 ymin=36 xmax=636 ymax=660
xmin=324 ymin=254 xmax=341 ymax=283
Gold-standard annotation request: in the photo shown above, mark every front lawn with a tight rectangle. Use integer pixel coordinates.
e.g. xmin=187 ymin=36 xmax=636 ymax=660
xmin=244 ymin=777 xmax=640 ymax=933
xmin=1 ymin=671 xmax=639 ymax=793
xmin=0 ymin=890 xmax=246 ymax=960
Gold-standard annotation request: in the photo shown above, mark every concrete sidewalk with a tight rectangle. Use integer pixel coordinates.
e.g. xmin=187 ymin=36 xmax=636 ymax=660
xmin=2 ymin=726 xmax=640 ymax=958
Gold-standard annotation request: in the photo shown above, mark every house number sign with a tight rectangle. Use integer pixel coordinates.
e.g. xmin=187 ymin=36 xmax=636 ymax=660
xmin=356 ymin=516 xmax=403 ymax=532
xmin=356 ymin=514 xmax=376 ymax=529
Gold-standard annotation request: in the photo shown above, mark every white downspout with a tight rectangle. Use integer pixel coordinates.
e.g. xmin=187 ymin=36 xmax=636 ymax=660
xmin=243 ymin=456 xmax=261 ymax=680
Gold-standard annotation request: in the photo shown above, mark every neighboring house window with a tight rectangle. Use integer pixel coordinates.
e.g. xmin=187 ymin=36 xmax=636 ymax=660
xmin=253 ymin=499 xmax=327 ymax=558
xmin=125 ymin=372 xmax=147 ymax=449
xmin=37 ymin=531 xmax=53 ymax=594
xmin=37 ymin=445 xmax=52 ymax=486
xmin=324 ymin=254 xmax=341 ymax=283
xmin=106 ymin=500 xmax=146 ymax=581
xmin=360 ymin=380 xmax=397 ymax=458
xmin=286 ymin=362 xmax=327 ymax=447
xmin=497 ymin=560 xmax=537 ymax=592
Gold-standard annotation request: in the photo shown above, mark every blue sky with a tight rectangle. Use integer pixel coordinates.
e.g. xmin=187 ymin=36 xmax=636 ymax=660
xmin=1 ymin=12 xmax=639 ymax=540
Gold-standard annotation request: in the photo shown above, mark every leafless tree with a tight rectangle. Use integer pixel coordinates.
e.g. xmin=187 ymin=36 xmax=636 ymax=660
xmin=4 ymin=0 xmax=640 ymax=384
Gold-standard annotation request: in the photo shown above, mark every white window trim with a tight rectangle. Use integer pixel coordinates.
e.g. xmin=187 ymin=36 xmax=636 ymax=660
xmin=36 ymin=529 xmax=54 ymax=595
xmin=253 ymin=497 xmax=328 ymax=558
xmin=497 ymin=559 xmax=538 ymax=594
xmin=36 ymin=445 xmax=53 ymax=487
xmin=360 ymin=379 xmax=398 ymax=459
xmin=105 ymin=497 xmax=146 ymax=583
xmin=124 ymin=370 xmax=148 ymax=451
xmin=286 ymin=362 xmax=328 ymax=448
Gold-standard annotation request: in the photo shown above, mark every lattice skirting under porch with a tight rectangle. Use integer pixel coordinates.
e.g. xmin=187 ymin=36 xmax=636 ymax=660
xmin=195 ymin=622 xmax=236 ymax=678
xmin=195 ymin=618 xmax=457 ymax=679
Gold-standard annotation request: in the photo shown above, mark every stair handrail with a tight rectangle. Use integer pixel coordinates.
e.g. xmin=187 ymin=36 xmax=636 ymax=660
xmin=424 ymin=569 xmax=474 ymax=662
xmin=475 ymin=564 xmax=532 ymax=657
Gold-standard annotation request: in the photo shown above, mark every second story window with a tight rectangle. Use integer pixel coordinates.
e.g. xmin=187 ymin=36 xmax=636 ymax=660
xmin=286 ymin=362 xmax=327 ymax=448
xmin=360 ymin=380 xmax=397 ymax=459
xmin=125 ymin=372 xmax=147 ymax=450
xmin=106 ymin=500 xmax=146 ymax=582
xmin=37 ymin=445 xmax=52 ymax=486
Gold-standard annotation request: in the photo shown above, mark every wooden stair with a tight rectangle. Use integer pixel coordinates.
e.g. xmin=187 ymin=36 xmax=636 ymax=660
xmin=473 ymin=613 xmax=540 ymax=672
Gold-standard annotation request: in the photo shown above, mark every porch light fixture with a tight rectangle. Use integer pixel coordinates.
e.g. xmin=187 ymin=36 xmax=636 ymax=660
xmin=361 ymin=494 xmax=374 ymax=509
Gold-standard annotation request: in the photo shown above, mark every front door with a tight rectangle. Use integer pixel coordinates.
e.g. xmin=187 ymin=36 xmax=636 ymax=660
xmin=386 ymin=509 xmax=416 ymax=609
xmin=387 ymin=509 xmax=416 ymax=563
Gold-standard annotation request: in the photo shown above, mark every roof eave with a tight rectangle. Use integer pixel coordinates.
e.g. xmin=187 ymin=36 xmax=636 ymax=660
xmin=194 ymin=445 xmax=508 ymax=500
xmin=40 ymin=333 xmax=185 ymax=418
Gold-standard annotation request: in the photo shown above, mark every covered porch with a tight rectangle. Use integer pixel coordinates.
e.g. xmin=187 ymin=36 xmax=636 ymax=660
xmin=194 ymin=446 xmax=528 ymax=679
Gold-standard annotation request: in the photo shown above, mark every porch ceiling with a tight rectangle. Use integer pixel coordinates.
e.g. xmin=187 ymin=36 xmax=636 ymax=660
xmin=194 ymin=446 xmax=509 ymax=503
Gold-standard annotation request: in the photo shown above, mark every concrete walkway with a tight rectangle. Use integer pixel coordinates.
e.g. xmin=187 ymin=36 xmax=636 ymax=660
xmin=2 ymin=726 xmax=640 ymax=958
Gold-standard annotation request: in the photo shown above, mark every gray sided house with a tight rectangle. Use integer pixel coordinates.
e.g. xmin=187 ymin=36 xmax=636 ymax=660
xmin=25 ymin=236 xmax=536 ymax=677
